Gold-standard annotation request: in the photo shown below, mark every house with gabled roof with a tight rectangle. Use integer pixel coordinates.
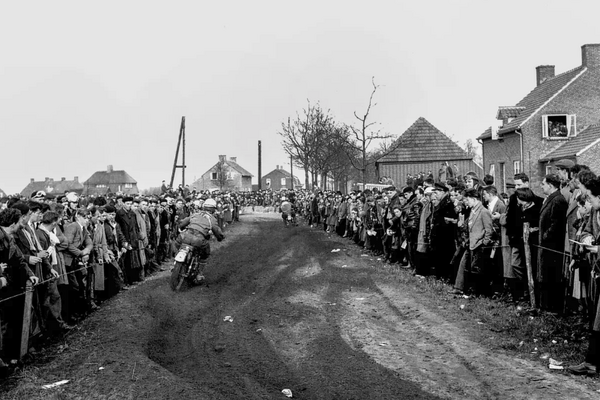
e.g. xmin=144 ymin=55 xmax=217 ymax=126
xmin=21 ymin=176 xmax=84 ymax=198
xmin=82 ymin=165 xmax=139 ymax=196
xmin=376 ymin=117 xmax=482 ymax=188
xmin=191 ymin=155 xmax=253 ymax=192
xmin=261 ymin=165 xmax=302 ymax=190
xmin=478 ymin=43 xmax=600 ymax=191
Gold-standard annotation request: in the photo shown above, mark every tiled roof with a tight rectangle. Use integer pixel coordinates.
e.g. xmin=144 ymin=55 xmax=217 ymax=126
xmin=83 ymin=170 xmax=137 ymax=185
xmin=477 ymin=127 xmax=493 ymax=140
xmin=226 ymin=160 xmax=253 ymax=177
xmin=540 ymin=124 xmax=600 ymax=161
xmin=498 ymin=66 xmax=586 ymax=135
xmin=496 ymin=106 xmax=525 ymax=120
xmin=20 ymin=179 xmax=84 ymax=197
xmin=377 ymin=117 xmax=472 ymax=163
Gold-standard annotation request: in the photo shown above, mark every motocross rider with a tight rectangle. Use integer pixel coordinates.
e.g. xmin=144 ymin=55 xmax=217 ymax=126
xmin=176 ymin=198 xmax=225 ymax=283
xmin=279 ymin=196 xmax=296 ymax=225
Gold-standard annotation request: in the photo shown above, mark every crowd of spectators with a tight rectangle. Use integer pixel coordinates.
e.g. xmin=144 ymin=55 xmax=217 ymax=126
xmin=281 ymin=159 xmax=600 ymax=376
xmin=2 ymin=161 xmax=600 ymax=377
xmin=0 ymin=187 xmax=246 ymax=373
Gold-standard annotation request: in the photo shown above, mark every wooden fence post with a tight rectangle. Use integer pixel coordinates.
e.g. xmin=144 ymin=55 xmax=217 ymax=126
xmin=523 ymin=222 xmax=536 ymax=308
xmin=19 ymin=281 xmax=33 ymax=359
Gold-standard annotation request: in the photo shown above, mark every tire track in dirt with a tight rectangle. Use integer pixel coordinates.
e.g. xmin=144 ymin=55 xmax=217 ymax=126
xmin=145 ymin=214 xmax=442 ymax=399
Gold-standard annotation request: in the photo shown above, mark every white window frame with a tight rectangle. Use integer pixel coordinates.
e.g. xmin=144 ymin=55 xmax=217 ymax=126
xmin=545 ymin=165 xmax=553 ymax=175
xmin=542 ymin=114 xmax=576 ymax=139
xmin=513 ymin=160 xmax=521 ymax=174
xmin=124 ymin=183 xmax=133 ymax=188
xmin=489 ymin=164 xmax=496 ymax=184
xmin=281 ymin=178 xmax=286 ymax=186
xmin=266 ymin=178 xmax=271 ymax=187
xmin=211 ymin=172 xmax=218 ymax=180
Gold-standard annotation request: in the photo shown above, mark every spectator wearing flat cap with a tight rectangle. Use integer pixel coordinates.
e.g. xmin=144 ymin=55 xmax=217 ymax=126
xmin=482 ymin=185 xmax=509 ymax=291
xmin=453 ymin=188 xmax=494 ymax=295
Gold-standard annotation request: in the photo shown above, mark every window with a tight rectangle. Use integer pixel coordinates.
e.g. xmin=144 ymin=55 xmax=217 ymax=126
xmin=513 ymin=160 xmax=521 ymax=174
xmin=266 ymin=178 xmax=271 ymax=187
xmin=124 ymin=183 xmax=133 ymax=188
xmin=211 ymin=172 xmax=218 ymax=180
xmin=226 ymin=172 xmax=233 ymax=180
xmin=542 ymin=114 xmax=576 ymax=139
xmin=96 ymin=184 xmax=107 ymax=188
xmin=281 ymin=178 xmax=286 ymax=186
xmin=489 ymin=164 xmax=495 ymax=184
xmin=546 ymin=165 xmax=553 ymax=175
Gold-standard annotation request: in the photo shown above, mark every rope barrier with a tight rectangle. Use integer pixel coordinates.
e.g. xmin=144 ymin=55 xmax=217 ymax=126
xmin=0 ymin=264 xmax=90 ymax=305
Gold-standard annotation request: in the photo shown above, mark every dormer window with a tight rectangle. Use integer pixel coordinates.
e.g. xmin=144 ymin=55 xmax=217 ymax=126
xmin=542 ymin=114 xmax=576 ymax=139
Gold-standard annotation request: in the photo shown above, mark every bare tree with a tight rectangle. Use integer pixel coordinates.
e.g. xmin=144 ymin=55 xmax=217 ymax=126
xmin=214 ymin=160 xmax=233 ymax=191
xmin=345 ymin=77 xmax=393 ymax=185
xmin=464 ymin=138 xmax=483 ymax=166
xmin=279 ymin=101 xmax=331 ymax=189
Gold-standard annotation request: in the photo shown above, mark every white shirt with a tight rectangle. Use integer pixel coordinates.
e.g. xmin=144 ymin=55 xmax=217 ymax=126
xmin=487 ymin=196 xmax=499 ymax=213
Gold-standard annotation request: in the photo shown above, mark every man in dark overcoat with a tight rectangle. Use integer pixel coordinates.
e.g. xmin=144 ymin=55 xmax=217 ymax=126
xmin=430 ymin=183 xmax=457 ymax=281
xmin=537 ymin=174 xmax=568 ymax=313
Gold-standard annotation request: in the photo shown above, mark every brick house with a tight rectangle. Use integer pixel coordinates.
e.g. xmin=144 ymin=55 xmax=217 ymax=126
xmin=191 ymin=155 xmax=253 ymax=192
xmin=261 ymin=165 xmax=302 ymax=190
xmin=478 ymin=43 xmax=600 ymax=191
xmin=83 ymin=165 xmax=139 ymax=196
xmin=376 ymin=117 xmax=483 ymax=187
xmin=21 ymin=176 xmax=84 ymax=198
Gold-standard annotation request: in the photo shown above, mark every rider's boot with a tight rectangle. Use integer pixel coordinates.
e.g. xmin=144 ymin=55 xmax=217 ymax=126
xmin=193 ymin=261 xmax=208 ymax=284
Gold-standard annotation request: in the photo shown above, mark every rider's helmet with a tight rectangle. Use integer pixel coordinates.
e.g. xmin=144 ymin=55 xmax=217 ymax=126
xmin=202 ymin=198 xmax=217 ymax=212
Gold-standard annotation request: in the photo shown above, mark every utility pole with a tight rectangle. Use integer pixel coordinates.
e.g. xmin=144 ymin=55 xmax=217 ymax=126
xmin=257 ymin=141 xmax=262 ymax=190
xmin=169 ymin=116 xmax=186 ymax=189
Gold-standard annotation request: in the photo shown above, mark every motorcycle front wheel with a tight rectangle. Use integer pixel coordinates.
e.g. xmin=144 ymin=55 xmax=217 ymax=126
xmin=170 ymin=261 xmax=187 ymax=291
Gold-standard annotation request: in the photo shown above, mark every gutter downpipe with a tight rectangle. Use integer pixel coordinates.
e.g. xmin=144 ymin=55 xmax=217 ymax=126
xmin=515 ymin=128 xmax=524 ymax=173
xmin=476 ymin=138 xmax=483 ymax=171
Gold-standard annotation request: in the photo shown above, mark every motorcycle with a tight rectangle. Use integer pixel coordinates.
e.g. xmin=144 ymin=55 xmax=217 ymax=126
xmin=282 ymin=212 xmax=297 ymax=227
xmin=170 ymin=244 xmax=203 ymax=291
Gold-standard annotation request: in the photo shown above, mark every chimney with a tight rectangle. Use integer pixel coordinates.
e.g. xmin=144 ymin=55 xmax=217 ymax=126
xmin=30 ymin=178 xmax=34 ymax=183
xmin=536 ymin=65 xmax=555 ymax=86
xmin=276 ymin=165 xmax=279 ymax=170
xmin=44 ymin=177 xmax=49 ymax=181
xmin=218 ymin=155 xmax=226 ymax=162
xmin=74 ymin=176 xmax=79 ymax=183
xmin=107 ymin=165 xmax=113 ymax=173
xmin=61 ymin=177 xmax=66 ymax=181
xmin=582 ymin=43 xmax=600 ymax=69
xmin=229 ymin=157 xmax=237 ymax=163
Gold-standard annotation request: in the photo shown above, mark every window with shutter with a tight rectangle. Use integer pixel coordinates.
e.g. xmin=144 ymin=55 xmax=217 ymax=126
xmin=542 ymin=114 xmax=572 ymax=139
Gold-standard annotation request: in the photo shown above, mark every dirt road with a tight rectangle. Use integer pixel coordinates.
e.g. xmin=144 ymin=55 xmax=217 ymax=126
xmin=2 ymin=211 xmax=599 ymax=399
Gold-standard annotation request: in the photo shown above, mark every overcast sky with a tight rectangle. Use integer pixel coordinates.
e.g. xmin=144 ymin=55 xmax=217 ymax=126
xmin=1 ymin=0 xmax=599 ymax=194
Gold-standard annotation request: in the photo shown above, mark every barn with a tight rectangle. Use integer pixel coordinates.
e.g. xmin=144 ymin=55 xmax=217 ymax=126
xmin=376 ymin=117 xmax=483 ymax=187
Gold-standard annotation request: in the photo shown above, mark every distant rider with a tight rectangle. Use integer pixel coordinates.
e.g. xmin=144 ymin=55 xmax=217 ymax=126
xmin=177 ymin=198 xmax=225 ymax=283
xmin=279 ymin=196 xmax=296 ymax=226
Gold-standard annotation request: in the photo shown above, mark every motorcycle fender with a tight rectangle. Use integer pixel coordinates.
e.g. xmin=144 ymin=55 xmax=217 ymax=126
xmin=175 ymin=249 xmax=188 ymax=262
